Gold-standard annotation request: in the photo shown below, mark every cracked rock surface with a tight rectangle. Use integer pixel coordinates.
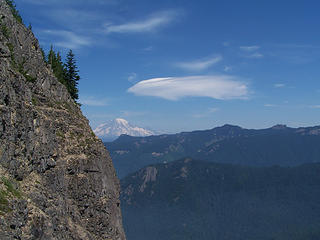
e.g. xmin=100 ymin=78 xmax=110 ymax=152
xmin=0 ymin=1 xmax=126 ymax=239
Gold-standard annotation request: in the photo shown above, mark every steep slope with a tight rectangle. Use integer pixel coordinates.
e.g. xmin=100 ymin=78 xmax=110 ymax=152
xmin=106 ymin=124 xmax=320 ymax=178
xmin=121 ymin=158 xmax=320 ymax=240
xmin=0 ymin=1 xmax=125 ymax=239
xmin=94 ymin=118 xmax=154 ymax=141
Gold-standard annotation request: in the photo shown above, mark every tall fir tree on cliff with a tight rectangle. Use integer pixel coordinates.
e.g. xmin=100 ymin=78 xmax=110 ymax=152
xmin=47 ymin=46 xmax=67 ymax=87
xmin=64 ymin=50 xmax=80 ymax=100
xmin=47 ymin=47 xmax=80 ymax=101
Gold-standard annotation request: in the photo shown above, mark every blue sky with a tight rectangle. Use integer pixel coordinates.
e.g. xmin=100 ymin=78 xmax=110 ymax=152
xmin=16 ymin=0 xmax=320 ymax=133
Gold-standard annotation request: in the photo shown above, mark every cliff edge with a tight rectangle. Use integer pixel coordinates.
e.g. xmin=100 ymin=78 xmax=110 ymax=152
xmin=0 ymin=1 xmax=126 ymax=239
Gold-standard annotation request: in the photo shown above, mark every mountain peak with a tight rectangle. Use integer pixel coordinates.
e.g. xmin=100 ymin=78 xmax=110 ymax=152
xmin=271 ymin=124 xmax=288 ymax=130
xmin=94 ymin=118 xmax=154 ymax=141
xmin=211 ymin=124 xmax=243 ymax=134
xmin=220 ymin=124 xmax=241 ymax=129
xmin=115 ymin=118 xmax=129 ymax=124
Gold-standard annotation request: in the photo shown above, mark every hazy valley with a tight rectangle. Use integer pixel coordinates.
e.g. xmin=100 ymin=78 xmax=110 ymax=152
xmin=103 ymin=124 xmax=320 ymax=239
xmin=121 ymin=158 xmax=320 ymax=240
xmin=106 ymin=124 xmax=320 ymax=178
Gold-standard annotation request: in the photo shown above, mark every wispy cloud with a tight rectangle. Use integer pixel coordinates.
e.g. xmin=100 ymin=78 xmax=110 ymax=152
xmin=223 ymin=41 xmax=230 ymax=47
xmin=120 ymin=110 xmax=147 ymax=117
xmin=269 ymin=43 xmax=320 ymax=64
xmin=240 ymin=45 xmax=264 ymax=59
xmin=142 ymin=46 xmax=153 ymax=52
xmin=128 ymin=75 xmax=249 ymax=101
xmin=240 ymin=45 xmax=260 ymax=51
xmin=209 ymin=107 xmax=220 ymax=113
xmin=175 ymin=55 xmax=222 ymax=71
xmin=309 ymin=105 xmax=320 ymax=109
xmin=128 ymin=72 xmax=138 ymax=82
xmin=42 ymin=30 xmax=91 ymax=49
xmin=274 ymin=43 xmax=320 ymax=49
xmin=104 ymin=10 xmax=180 ymax=34
xmin=224 ymin=66 xmax=232 ymax=72
xmin=24 ymin=3 xmax=111 ymax=49
xmin=192 ymin=107 xmax=220 ymax=118
xmin=22 ymin=0 xmax=118 ymax=6
xmin=45 ymin=9 xmax=104 ymax=30
xmin=264 ymin=104 xmax=278 ymax=107
xmin=240 ymin=45 xmax=263 ymax=59
xmin=274 ymin=83 xmax=286 ymax=88
xmin=246 ymin=52 xmax=264 ymax=58
xmin=80 ymin=96 xmax=109 ymax=106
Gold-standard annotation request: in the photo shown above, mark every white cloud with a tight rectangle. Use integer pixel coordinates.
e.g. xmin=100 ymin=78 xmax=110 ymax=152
xmin=274 ymin=83 xmax=286 ymax=88
xmin=104 ymin=10 xmax=179 ymax=34
xmin=128 ymin=75 xmax=249 ymax=100
xmin=175 ymin=56 xmax=222 ymax=71
xmin=80 ymin=96 xmax=109 ymax=106
xmin=240 ymin=45 xmax=260 ymax=51
xmin=42 ymin=30 xmax=91 ymax=49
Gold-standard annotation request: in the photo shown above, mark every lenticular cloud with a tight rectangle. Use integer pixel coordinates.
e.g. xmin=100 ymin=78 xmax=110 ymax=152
xmin=127 ymin=75 xmax=249 ymax=100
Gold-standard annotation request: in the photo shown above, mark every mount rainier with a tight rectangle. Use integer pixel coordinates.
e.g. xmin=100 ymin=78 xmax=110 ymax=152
xmin=94 ymin=118 xmax=154 ymax=141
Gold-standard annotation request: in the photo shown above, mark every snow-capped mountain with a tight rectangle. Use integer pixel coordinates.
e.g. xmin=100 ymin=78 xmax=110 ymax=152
xmin=94 ymin=118 xmax=154 ymax=141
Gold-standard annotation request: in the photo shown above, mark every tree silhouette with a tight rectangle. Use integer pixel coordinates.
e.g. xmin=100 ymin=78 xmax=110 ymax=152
xmin=64 ymin=50 xmax=80 ymax=100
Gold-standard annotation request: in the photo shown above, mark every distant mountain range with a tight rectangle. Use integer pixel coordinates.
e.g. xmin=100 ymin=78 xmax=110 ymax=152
xmin=94 ymin=118 xmax=154 ymax=141
xmin=121 ymin=158 xmax=320 ymax=240
xmin=105 ymin=124 xmax=320 ymax=178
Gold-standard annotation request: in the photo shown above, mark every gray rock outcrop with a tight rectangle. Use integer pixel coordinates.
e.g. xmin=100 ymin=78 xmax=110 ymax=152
xmin=0 ymin=1 xmax=126 ymax=239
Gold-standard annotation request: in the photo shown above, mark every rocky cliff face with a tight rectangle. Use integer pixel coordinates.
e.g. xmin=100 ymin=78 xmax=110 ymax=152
xmin=0 ymin=1 xmax=125 ymax=239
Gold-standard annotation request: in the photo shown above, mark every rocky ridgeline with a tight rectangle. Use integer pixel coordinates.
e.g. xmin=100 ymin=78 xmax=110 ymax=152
xmin=0 ymin=1 xmax=125 ymax=239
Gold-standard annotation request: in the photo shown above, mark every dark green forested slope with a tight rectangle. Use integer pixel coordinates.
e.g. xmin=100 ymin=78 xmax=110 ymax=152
xmin=106 ymin=124 xmax=320 ymax=178
xmin=121 ymin=159 xmax=320 ymax=240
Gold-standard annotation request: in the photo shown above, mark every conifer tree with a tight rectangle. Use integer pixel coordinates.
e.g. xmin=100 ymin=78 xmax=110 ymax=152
xmin=64 ymin=50 xmax=80 ymax=100
xmin=55 ymin=52 xmax=67 ymax=85
xmin=47 ymin=46 xmax=67 ymax=87
xmin=47 ymin=47 xmax=80 ymax=101
xmin=5 ymin=0 xmax=23 ymax=24
xmin=47 ymin=46 xmax=56 ymax=68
